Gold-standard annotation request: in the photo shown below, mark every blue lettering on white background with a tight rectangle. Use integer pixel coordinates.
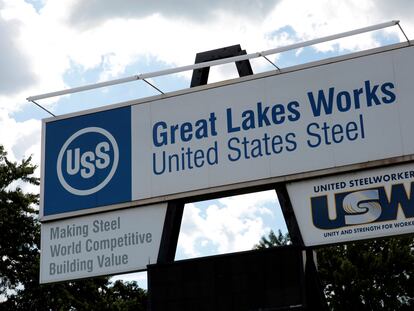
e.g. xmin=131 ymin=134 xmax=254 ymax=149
xmin=306 ymin=114 xmax=365 ymax=148
xmin=307 ymin=80 xmax=396 ymax=117
xmin=150 ymin=79 xmax=396 ymax=176
xmin=152 ymin=142 xmax=218 ymax=175
xmin=227 ymin=132 xmax=296 ymax=162
xmin=226 ymin=101 xmax=301 ymax=133
xmin=152 ymin=112 xmax=217 ymax=147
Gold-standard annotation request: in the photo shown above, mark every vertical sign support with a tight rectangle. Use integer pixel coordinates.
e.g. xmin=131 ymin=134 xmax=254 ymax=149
xmin=275 ymin=184 xmax=304 ymax=246
xmin=157 ymin=200 xmax=185 ymax=263
xmin=275 ymin=184 xmax=328 ymax=309
xmin=157 ymin=45 xmax=253 ymax=264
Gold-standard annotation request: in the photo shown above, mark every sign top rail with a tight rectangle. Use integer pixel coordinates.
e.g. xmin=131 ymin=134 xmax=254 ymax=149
xmin=27 ymin=20 xmax=401 ymax=102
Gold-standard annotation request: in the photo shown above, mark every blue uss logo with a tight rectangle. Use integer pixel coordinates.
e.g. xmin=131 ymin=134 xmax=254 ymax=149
xmin=311 ymin=183 xmax=414 ymax=229
xmin=56 ymin=127 xmax=119 ymax=196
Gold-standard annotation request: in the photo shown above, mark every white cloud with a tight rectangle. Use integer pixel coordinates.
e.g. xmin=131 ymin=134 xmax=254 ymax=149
xmin=266 ymin=0 xmax=402 ymax=53
xmin=2 ymin=0 xmax=411 ymax=115
xmin=0 ymin=12 xmax=35 ymax=95
xmin=66 ymin=0 xmax=280 ymax=29
xmin=177 ymin=191 xmax=279 ymax=258
xmin=0 ymin=0 xmax=70 ymax=112
xmin=0 ymin=108 xmax=41 ymax=194
xmin=0 ymin=108 xmax=40 ymax=162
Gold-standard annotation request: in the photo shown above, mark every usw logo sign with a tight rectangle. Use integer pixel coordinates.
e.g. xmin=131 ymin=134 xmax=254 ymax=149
xmin=311 ymin=184 xmax=414 ymax=230
xmin=287 ymin=163 xmax=414 ymax=246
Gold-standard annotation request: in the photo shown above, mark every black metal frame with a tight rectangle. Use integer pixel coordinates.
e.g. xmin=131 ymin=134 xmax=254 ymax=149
xmin=157 ymin=44 xmax=254 ymax=264
xmin=153 ymin=44 xmax=328 ymax=310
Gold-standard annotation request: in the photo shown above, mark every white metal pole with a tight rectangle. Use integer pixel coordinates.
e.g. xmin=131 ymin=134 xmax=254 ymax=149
xmin=27 ymin=20 xmax=399 ymax=102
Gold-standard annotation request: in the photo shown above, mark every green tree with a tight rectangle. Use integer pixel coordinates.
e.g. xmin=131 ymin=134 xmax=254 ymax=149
xmin=4 ymin=277 xmax=147 ymax=311
xmin=0 ymin=145 xmax=39 ymax=296
xmin=255 ymin=228 xmax=414 ymax=310
xmin=318 ymin=237 xmax=414 ymax=310
xmin=253 ymin=229 xmax=290 ymax=249
xmin=104 ymin=280 xmax=147 ymax=310
xmin=0 ymin=146 xmax=147 ymax=310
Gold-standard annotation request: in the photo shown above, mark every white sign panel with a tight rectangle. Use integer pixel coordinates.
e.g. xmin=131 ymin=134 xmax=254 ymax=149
xmin=40 ymin=204 xmax=167 ymax=283
xmin=43 ymin=43 xmax=414 ymax=220
xmin=287 ymin=163 xmax=414 ymax=246
xmin=132 ymin=44 xmax=414 ymax=200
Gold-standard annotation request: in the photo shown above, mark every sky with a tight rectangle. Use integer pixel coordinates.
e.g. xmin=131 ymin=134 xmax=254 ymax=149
xmin=0 ymin=0 xmax=413 ymax=287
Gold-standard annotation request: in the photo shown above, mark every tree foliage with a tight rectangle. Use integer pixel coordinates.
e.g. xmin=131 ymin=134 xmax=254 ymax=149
xmin=3 ymin=277 xmax=147 ymax=311
xmin=255 ymin=229 xmax=414 ymax=309
xmin=0 ymin=146 xmax=147 ymax=310
xmin=253 ymin=229 xmax=290 ymax=249
xmin=0 ymin=145 xmax=39 ymax=296
xmin=318 ymin=237 xmax=414 ymax=310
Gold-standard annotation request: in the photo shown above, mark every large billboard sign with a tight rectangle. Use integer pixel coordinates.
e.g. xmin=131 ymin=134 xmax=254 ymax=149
xmin=41 ymin=42 xmax=414 ymax=220
xmin=40 ymin=204 xmax=167 ymax=283
xmin=287 ymin=163 xmax=414 ymax=246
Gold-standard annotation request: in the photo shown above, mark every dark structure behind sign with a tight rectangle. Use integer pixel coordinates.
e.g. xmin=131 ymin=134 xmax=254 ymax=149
xmin=157 ymin=44 xmax=254 ymax=264
xmin=148 ymin=246 xmax=305 ymax=311
xmin=151 ymin=45 xmax=328 ymax=310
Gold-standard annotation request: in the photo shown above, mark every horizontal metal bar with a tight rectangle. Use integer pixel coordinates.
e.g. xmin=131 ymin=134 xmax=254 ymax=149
xmin=260 ymin=20 xmax=400 ymax=57
xmin=27 ymin=20 xmax=399 ymax=102
xmin=27 ymin=75 xmax=140 ymax=101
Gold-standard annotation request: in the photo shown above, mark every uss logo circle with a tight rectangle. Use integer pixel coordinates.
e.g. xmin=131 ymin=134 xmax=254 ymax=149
xmin=56 ymin=127 xmax=119 ymax=196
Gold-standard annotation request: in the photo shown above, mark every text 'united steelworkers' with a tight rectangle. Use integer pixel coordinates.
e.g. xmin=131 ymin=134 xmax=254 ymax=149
xmin=151 ymin=80 xmax=395 ymax=175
